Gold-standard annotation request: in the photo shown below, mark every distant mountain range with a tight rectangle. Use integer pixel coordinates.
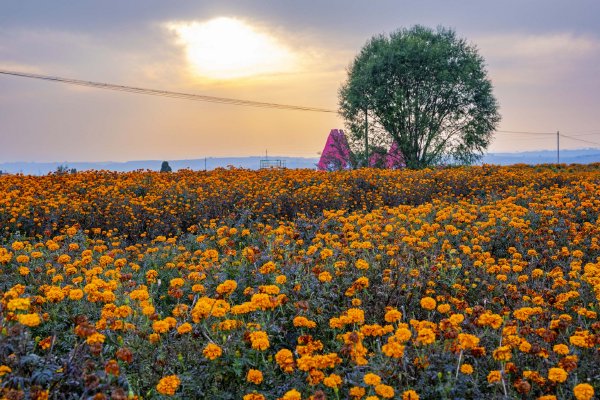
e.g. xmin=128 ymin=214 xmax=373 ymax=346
xmin=2 ymin=149 xmax=600 ymax=175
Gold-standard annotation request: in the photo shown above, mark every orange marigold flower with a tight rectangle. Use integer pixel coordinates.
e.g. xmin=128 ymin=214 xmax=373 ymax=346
xmin=349 ymin=386 xmax=366 ymax=399
xmin=457 ymin=333 xmax=480 ymax=350
xmin=244 ymin=394 xmax=266 ymax=400
xmin=402 ymin=390 xmax=419 ymax=400
xmin=375 ymin=384 xmax=395 ymax=398
xmin=216 ymin=279 xmax=237 ymax=295
xmin=487 ymin=370 xmax=502 ymax=383
xmin=384 ymin=308 xmax=402 ymax=323
xmin=363 ymin=373 xmax=381 ymax=385
xmin=420 ymin=297 xmax=436 ymax=310
xmin=156 ymin=375 xmax=180 ymax=396
xmin=177 ymin=323 xmax=192 ymax=335
xmin=323 ymin=373 xmax=342 ymax=388
xmin=18 ymin=312 xmax=41 ymax=327
xmin=281 ymin=389 xmax=301 ymax=400
xmin=246 ymin=369 xmax=263 ymax=384
xmin=203 ymin=343 xmax=223 ymax=360
xmin=275 ymin=349 xmax=295 ymax=373
xmin=573 ymin=383 xmax=594 ymax=400
xmin=249 ymin=330 xmax=270 ymax=351
xmin=552 ymin=344 xmax=569 ymax=355
xmin=460 ymin=364 xmax=474 ymax=374
xmin=547 ymin=367 xmax=568 ymax=383
xmin=416 ymin=328 xmax=436 ymax=345
xmin=293 ymin=316 xmax=317 ymax=329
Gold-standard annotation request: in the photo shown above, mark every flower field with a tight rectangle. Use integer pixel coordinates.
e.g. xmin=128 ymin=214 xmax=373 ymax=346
xmin=1 ymin=165 xmax=599 ymax=399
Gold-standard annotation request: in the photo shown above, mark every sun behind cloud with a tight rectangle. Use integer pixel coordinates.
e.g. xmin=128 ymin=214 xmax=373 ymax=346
xmin=168 ymin=17 xmax=298 ymax=80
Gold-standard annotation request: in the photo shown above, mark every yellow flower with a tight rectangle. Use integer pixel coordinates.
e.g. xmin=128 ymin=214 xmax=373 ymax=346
xmin=318 ymin=271 xmax=332 ymax=282
xmin=363 ymin=373 xmax=381 ymax=385
xmin=281 ymin=389 xmax=301 ymax=400
xmin=244 ymin=394 xmax=266 ymax=400
xmin=420 ymin=297 xmax=436 ymax=310
xmin=69 ymin=289 xmax=84 ymax=300
xmin=375 ymin=384 xmax=394 ymax=398
xmin=156 ymin=375 xmax=180 ymax=396
xmin=457 ymin=333 xmax=480 ymax=350
xmin=492 ymin=346 xmax=512 ymax=361
xmin=18 ymin=313 xmax=41 ymax=327
xmin=293 ymin=316 xmax=317 ymax=328
xmin=249 ymin=330 xmax=270 ymax=351
xmin=0 ymin=365 xmax=12 ymax=376
xmin=384 ymin=308 xmax=402 ymax=323
xmin=487 ymin=370 xmax=502 ymax=383
xmin=86 ymin=332 xmax=105 ymax=345
xmin=275 ymin=349 xmax=295 ymax=373
xmin=246 ymin=369 xmax=263 ymax=384
xmin=416 ymin=328 xmax=436 ymax=345
xmin=203 ymin=343 xmax=223 ymax=360
xmin=552 ymin=344 xmax=569 ymax=355
xmin=547 ymin=367 xmax=568 ymax=383
xmin=216 ymin=279 xmax=237 ymax=295
xmin=573 ymin=383 xmax=594 ymax=400
xmin=177 ymin=323 xmax=192 ymax=334
xmin=460 ymin=364 xmax=474 ymax=374
xmin=349 ymin=386 xmax=366 ymax=399
xmin=323 ymin=373 xmax=342 ymax=388
xmin=402 ymin=390 xmax=419 ymax=400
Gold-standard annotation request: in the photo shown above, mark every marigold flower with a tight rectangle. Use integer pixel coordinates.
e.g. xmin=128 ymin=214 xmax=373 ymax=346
xmin=402 ymin=390 xmax=419 ymax=400
xmin=293 ymin=316 xmax=317 ymax=329
xmin=281 ymin=389 xmax=301 ymax=400
xmin=249 ymin=330 xmax=270 ymax=351
xmin=460 ymin=364 xmax=474 ymax=374
xmin=203 ymin=343 xmax=223 ymax=360
xmin=349 ymin=386 xmax=366 ymax=398
xmin=384 ymin=308 xmax=402 ymax=323
xmin=420 ymin=297 xmax=436 ymax=310
xmin=18 ymin=313 xmax=41 ymax=327
xmin=177 ymin=323 xmax=192 ymax=334
xmin=573 ymin=383 xmax=594 ymax=400
xmin=547 ymin=367 xmax=568 ymax=383
xmin=216 ymin=279 xmax=237 ymax=295
xmin=375 ymin=384 xmax=394 ymax=398
xmin=244 ymin=394 xmax=266 ymax=400
xmin=363 ymin=373 xmax=381 ymax=385
xmin=323 ymin=373 xmax=342 ymax=388
xmin=487 ymin=370 xmax=502 ymax=383
xmin=416 ymin=328 xmax=436 ymax=345
xmin=275 ymin=348 xmax=295 ymax=372
xmin=552 ymin=344 xmax=569 ymax=355
xmin=246 ymin=369 xmax=263 ymax=384
xmin=156 ymin=375 xmax=180 ymax=396
xmin=457 ymin=333 xmax=480 ymax=350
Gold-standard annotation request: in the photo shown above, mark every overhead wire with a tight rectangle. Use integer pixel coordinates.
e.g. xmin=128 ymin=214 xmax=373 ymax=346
xmin=0 ymin=70 xmax=337 ymax=113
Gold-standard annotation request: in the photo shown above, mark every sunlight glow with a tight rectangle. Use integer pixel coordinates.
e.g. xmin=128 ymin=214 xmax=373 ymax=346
xmin=168 ymin=17 xmax=297 ymax=80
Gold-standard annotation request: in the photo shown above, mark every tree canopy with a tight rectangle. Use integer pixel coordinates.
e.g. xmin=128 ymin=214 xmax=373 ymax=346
xmin=339 ymin=25 xmax=500 ymax=169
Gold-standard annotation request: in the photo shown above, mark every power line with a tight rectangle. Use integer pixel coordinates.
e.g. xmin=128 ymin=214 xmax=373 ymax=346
xmin=0 ymin=70 xmax=337 ymax=113
xmin=494 ymin=130 xmax=555 ymax=135
xmin=560 ymin=134 xmax=600 ymax=147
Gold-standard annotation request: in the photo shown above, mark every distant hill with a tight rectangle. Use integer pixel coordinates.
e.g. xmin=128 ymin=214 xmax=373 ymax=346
xmin=2 ymin=149 xmax=600 ymax=175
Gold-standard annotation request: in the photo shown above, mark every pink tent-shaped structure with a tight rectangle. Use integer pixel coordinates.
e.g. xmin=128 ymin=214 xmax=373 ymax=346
xmin=385 ymin=141 xmax=405 ymax=169
xmin=317 ymin=129 xmax=351 ymax=171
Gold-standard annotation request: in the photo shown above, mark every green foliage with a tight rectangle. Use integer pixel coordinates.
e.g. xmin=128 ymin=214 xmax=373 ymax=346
xmin=339 ymin=25 xmax=501 ymax=169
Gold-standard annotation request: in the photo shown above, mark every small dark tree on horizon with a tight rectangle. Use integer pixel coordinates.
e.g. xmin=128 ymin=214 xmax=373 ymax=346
xmin=160 ymin=161 xmax=172 ymax=173
xmin=339 ymin=25 xmax=501 ymax=169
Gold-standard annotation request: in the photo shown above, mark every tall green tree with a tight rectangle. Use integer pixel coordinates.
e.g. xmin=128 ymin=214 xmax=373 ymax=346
xmin=339 ymin=25 xmax=500 ymax=169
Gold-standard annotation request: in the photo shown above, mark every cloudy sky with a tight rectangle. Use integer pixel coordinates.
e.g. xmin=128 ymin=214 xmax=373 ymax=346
xmin=1 ymin=1 xmax=599 ymax=162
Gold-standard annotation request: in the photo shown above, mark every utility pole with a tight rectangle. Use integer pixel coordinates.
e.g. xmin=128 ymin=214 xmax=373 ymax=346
xmin=557 ymin=131 xmax=560 ymax=164
xmin=204 ymin=157 xmax=207 ymax=171
xmin=364 ymin=107 xmax=369 ymax=167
